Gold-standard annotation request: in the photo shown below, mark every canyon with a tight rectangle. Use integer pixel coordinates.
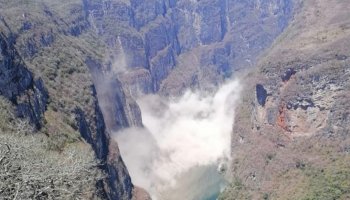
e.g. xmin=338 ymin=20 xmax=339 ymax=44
xmin=0 ymin=0 xmax=349 ymax=200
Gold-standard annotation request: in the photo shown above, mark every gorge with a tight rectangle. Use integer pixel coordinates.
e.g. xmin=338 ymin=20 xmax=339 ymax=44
xmin=1 ymin=0 xmax=350 ymax=200
xmin=114 ymin=79 xmax=241 ymax=199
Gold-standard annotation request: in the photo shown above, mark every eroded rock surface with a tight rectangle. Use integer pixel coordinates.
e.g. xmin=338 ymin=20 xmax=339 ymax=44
xmin=84 ymin=0 xmax=293 ymax=95
xmin=224 ymin=1 xmax=350 ymax=199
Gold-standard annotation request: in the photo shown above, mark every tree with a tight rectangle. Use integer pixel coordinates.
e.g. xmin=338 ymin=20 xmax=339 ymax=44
xmin=0 ymin=120 xmax=104 ymax=200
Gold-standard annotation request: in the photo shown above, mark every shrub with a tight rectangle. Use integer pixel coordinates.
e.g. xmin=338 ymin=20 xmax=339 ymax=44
xmin=0 ymin=120 xmax=104 ymax=200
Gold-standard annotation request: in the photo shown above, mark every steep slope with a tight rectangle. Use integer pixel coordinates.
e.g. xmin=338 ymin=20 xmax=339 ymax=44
xmin=5 ymin=0 xmax=348 ymax=199
xmin=0 ymin=1 xmax=145 ymax=199
xmin=221 ymin=0 xmax=350 ymax=199
xmin=84 ymin=0 xmax=293 ymax=95
xmin=0 ymin=31 xmax=48 ymax=129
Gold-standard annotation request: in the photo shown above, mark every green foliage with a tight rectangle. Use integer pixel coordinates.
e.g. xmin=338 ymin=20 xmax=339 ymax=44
xmin=298 ymin=161 xmax=350 ymax=200
xmin=0 ymin=0 xmax=108 ymax=139
xmin=218 ymin=177 xmax=251 ymax=200
xmin=0 ymin=3 xmax=107 ymax=199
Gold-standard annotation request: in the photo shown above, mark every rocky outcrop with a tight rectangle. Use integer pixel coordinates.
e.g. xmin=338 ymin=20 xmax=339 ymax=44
xmin=223 ymin=1 xmax=350 ymax=199
xmin=75 ymin=97 xmax=133 ymax=200
xmin=16 ymin=78 xmax=49 ymax=129
xmin=0 ymin=32 xmax=48 ymax=129
xmin=84 ymin=57 xmax=145 ymax=199
xmin=281 ymin=68 xmax=296 ymax=82
xmin=84 ymin=0 xmax=293 ymax=95
xmin=86 ymin=58 xmax=143 ymax=131
xmin=1 ymin=3 xmax=140 ymax=199
xmin=0 ymin=33 xmax=32 ymax=101
xmin=256 ymin=84 xmax=267 ymax=107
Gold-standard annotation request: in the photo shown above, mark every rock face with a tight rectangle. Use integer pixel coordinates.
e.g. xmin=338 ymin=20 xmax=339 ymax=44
xmin=83 ymin=57 xmax=145 ymax=198
xmin=75 ymin=99 xmax=133 ymax=200
xmin=0 ymin=32 xmax=48 ymax=129
xmin=84 ymin=0 xmax=293 ymax=95
xmin=222 ymin=0 xmax=350 ymax=199
xmin=86 ymin=58 xmax=143 ymax=132
xmin=5 ymin=0 xmax=335 ymax=199
xmin=256 ymin=84 xmax=267 ymax=107
xmin=0 ymin=1 xmax=141 ymax=199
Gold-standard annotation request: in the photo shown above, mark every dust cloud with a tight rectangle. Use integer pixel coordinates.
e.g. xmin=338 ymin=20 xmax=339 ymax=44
xmin=113 ymin=79 xmax=241 ymax=199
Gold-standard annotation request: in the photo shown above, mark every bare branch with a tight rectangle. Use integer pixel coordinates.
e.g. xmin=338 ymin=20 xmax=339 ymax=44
xmin=0 ymin=127 xmax=104 ymax=200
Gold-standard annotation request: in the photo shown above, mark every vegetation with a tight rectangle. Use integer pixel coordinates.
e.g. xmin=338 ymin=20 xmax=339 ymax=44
xmin=219 ymin=0 xmax=350 ymax=199
xmin=0 ymin=1 xmax=109 ymax=199
xmin=0 ymin=97 xmax=16 ymax=133
xmin=218 ymin=178 xmax=251 ymax=200
xmin=0 ymin=0 xmax=110 ymax=147
xmin=297 ymin=161 xmax=350 ymax=200
xmin=0 ymin=98 xmax=104 ymax=199
xmin=0 ymin=131 xmax=103 ymax=199
xmin=270 ymin=147 xmax=350 ymax=200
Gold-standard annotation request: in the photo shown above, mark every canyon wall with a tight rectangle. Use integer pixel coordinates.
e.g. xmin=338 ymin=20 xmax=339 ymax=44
xmin=221 ymin=1 xmax=350 ymax=199
xmin=85 ymin=0 xmax=293 ymax=95
xmin=0 ymin=1 xmax=141 ymax=198
xmin=0 ymin=0 xmax=298 ymax=199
